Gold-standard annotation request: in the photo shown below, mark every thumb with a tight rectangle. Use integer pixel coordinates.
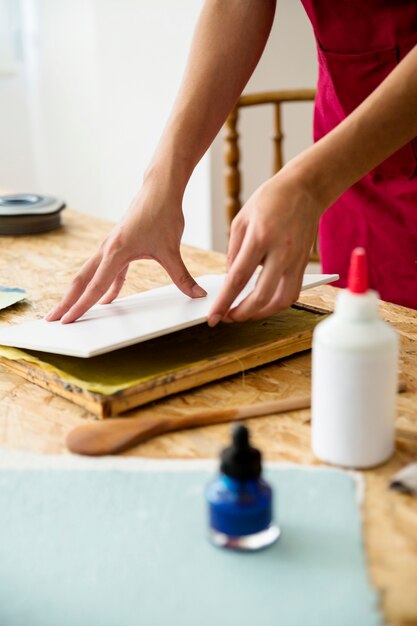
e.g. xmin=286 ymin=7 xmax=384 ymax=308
xmin=163 ymin=251 xmax=207 ymax=299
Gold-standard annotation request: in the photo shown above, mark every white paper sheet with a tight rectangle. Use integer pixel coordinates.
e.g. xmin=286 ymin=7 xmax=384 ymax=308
xmin=0 ymin=273 xmax=338 ymax=358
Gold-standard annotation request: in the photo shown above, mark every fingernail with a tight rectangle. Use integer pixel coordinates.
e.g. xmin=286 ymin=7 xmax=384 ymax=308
xmin=60 ymin=314 xmax=71 ymax=324
xmin=208 ymin=314 xmax=221 ymax=327
xmin=45 ymin=309 xmax=57 ymax=321
xmin=192 ymin=284 xmax=207 ymax=298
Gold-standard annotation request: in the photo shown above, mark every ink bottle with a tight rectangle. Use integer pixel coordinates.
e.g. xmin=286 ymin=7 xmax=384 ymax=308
xmin=206 ymin=424 xmax=280 ymax=551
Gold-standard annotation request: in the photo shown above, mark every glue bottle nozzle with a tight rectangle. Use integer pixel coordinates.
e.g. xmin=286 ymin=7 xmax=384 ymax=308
xmin=348 ymin=247 xmax=369 ymax=294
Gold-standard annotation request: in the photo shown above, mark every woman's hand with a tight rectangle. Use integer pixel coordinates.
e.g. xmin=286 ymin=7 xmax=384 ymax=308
xmin=46 ymin=177 xmax=206 ymax=324
xmin=207 ymin=42 xmax=417 ymax=328
xmin=46 ymin=0 xmax=278 ymax=325
xmin=208 ymin=167 xmax=322 ymax=326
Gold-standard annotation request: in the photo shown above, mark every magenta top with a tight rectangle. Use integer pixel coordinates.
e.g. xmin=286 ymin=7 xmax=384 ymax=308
xmin=301 ymin=0 xmax=417 ymax=307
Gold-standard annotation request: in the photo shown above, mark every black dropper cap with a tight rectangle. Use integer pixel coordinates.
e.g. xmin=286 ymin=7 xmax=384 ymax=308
xmin=220 ymin=424 xmax=262 ymax=481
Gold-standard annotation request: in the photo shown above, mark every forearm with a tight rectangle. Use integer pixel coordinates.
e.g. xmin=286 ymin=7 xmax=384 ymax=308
xmin=287 ymin=44 xmax=417 ymax=209
xmin=147 ymin=0 xmax=276 ymax=190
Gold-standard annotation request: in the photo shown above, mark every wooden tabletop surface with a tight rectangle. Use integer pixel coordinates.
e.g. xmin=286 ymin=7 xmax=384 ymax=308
xmin=1 ymin=209 xmax=417 ymax=626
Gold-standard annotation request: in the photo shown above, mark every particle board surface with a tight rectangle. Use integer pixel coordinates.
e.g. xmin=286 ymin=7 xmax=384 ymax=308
xmin=1 ymin=207 xmax=417 ymax=626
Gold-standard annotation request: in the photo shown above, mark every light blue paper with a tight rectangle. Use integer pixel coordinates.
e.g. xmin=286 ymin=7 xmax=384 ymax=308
xmin=0 ymin=465 xmax=382 ymax=626
xmin=0 ymin=285 xmax=26 ymax=311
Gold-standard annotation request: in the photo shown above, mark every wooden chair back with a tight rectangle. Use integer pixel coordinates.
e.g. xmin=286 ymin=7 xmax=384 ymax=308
xmin=224 ymin=89 xmax=319 ymax=262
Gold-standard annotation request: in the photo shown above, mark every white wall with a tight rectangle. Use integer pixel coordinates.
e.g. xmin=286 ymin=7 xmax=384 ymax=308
xmin=0 ymin=0 xmax=317 ymax=252
xmin=0 ymin=0 xmax=36 ymax=191
xmin=0 ymin=0 xmax=211 ymax=247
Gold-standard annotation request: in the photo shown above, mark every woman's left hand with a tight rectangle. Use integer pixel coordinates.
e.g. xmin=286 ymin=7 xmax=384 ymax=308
xmin=208 ymin=167 xmax=322 ymax=326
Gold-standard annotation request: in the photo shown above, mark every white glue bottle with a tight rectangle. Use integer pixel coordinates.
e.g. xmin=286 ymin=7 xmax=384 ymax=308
xmin=311 ymin=247 xmax=398 ymax=468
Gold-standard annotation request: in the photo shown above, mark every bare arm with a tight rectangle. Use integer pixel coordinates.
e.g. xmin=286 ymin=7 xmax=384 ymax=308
xmin=47 ymin=0 xmax=277 ymax=323
xmin=208 ymin=43 xmax=417 ymax=324
xmin=294 ymin=45 xmax=417 ymax=205
xmin=151 ymin=0 xmax=277 ymax=189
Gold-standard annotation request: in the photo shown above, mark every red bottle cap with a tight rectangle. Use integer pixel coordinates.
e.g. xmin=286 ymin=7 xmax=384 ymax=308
xmin=348 ymin=247 xmax=369 ymax=294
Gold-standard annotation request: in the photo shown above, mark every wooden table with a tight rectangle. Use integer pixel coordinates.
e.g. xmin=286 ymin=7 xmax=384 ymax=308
xmin=1 ymin=209 xmax=417 ymax=625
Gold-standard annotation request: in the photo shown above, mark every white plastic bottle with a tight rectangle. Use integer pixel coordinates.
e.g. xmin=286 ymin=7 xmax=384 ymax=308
xmin=311 ymin=248 xmax=399 ymax=468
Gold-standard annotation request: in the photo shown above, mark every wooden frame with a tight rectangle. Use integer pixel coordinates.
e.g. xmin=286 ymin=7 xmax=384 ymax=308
xmin=0 ymin=304 xmax=326 ymax=417
xmin=224 ymin=88 xmax=319 ymax=262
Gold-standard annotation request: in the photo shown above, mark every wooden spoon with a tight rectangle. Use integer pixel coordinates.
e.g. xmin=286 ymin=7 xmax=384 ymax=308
xmin=67 ymin=379 xmax=407 ymax=457
xmin=67 ymin=395 xmax=311 ymax=456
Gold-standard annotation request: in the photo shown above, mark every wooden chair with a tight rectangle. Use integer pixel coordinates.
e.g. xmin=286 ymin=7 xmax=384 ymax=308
xmin=224 ymin=88 xmax=319 ymax=262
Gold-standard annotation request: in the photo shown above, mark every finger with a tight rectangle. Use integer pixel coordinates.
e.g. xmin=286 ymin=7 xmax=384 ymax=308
xmin=162 ymin=251 xmax=207 ymax=298
xmin=99 ymin=265 xmax=129 ymax=304
xmin=46 ymin=253 xmax=102 ymax=321
xmin=60 ymin=254 xmax=124 ymax=323
xmin=227 ymin=254 xmax=283 ymax=322
xmin=251 ymin=266 xmax=305 ymax=320
xmin=227 ymin=219 xmax=246 ymax=271
xmin=208 ymin=233 xmax=263 ymax=326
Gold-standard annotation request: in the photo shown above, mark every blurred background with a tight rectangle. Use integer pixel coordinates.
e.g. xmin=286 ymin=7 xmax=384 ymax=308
xmin=0 ymin=0 xmax=317 ymax=252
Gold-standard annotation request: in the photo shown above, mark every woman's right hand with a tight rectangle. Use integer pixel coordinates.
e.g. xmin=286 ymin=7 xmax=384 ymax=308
xmin=46 ymin=176 xmax=206 ymax=324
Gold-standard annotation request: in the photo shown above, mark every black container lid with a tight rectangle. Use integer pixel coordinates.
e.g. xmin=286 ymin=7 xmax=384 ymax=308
xmin=220 ymin=424 xmax=262 ymax=480
xmin=0 ymin=195 xmax=65 ymax=235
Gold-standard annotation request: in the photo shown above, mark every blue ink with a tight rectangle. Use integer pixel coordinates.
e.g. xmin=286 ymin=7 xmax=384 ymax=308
xmin=206 ymin=424 xmax=280 ymax=551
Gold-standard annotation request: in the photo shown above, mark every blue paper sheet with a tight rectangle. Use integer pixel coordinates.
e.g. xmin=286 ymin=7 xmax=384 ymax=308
xmin=0 ymin=461 xmax=382 ymax=626
xmin=0 ymin=285 xmax=26 ymax=311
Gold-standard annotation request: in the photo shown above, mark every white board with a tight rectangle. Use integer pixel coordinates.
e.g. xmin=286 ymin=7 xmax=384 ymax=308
xmin=0 ymin=273 xmax=338 ymax=358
